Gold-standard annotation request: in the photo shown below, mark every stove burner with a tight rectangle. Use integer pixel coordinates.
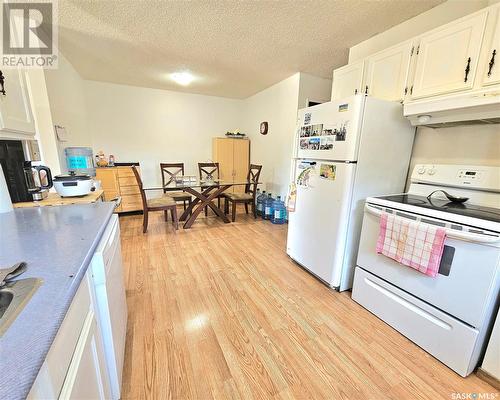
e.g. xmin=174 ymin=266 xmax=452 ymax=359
xmin=377 ymin=194 xmax=500 ymax=224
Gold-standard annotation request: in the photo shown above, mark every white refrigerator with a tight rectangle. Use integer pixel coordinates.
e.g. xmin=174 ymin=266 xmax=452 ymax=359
xmin=286 ymin=95 xmax=415 ymax=291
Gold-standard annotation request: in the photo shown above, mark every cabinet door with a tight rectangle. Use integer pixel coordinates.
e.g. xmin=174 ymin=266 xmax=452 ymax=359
xmin=0 ymin=69 xmax=36 ymax=134
xmin=331 ymin=60 xmax=365 ymax=100
xmin=482 ymin=6 xmax=500 ymax=86
xmin=411 ymin=12 xmax=488 ymax=99
xmin=233 ymin=139 xmax=250 ymax=194
xmin=213 ymin=137 xmax=234 ymax=180
xmin=59 ymin=311 xmax=111 ymax=400
xmin=96 ymin=168 xmax=120 ymax=204
xmin=364 ymin=41 xmax=414 ymax=101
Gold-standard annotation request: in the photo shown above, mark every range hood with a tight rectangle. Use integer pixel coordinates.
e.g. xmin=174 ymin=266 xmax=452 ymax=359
xmin=404 ymin=88 xmax=500 ymax=127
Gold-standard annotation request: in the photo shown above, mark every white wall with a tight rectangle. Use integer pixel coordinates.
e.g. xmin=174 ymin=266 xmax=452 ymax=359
xmin=409 ymin=124 xmax=500 ymax=175
xmin=298 ymin=73 xmax=332 ymax=109
xmin=241 ymin=74 xmax=301 ymax=198
xmin=84 ymin=80 xmax=243 ymax=187
xmin=241 ymin=73 xmax=332 ymax=199
xmin=44 ymin=53 xmax=90 ymax=172
xmin=43 ymin=60 xmax=331 ymax=195
xmin=26 ymin=69 xmax=61 ymax=175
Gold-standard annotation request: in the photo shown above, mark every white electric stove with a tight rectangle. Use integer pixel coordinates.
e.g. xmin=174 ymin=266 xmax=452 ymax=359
xmin=352 ymin=164 xmax=500 ymax=377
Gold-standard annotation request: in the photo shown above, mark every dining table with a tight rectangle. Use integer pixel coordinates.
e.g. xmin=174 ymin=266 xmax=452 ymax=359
xmin=145 ymin=178 xmax=261 ymax=229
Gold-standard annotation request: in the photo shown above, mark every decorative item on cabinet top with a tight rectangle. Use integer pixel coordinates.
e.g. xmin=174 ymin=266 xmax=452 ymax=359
xmin=95 ymin=164 xmax=142 ymax=213
xmin=225 ymin=129 xmax=247 ymax=138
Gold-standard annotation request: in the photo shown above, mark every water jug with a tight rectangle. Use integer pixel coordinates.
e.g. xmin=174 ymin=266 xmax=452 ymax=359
xmin=256 ymin=190 xmax=266 ymax=217
xmin=271 ymin=196 xmax=286 ymax=224
xmin=264 ymin=193 xmax=274 ymax=220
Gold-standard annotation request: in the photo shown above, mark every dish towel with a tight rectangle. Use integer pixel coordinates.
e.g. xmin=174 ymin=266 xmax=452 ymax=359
xmin=376 ymin=212 xmax=446 ymax=277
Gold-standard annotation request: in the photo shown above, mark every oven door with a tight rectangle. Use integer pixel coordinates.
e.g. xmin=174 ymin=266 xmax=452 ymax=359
xmin=356 ymin=203 xmax=500 ymax=328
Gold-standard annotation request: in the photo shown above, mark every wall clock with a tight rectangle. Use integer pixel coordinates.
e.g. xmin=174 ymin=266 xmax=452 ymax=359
xmin=260 ymin=121 xmax=268 ymax=135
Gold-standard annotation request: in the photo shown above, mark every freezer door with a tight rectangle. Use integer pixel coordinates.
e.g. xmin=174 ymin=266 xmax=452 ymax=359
xmin=297 ymin=96 xmax=364 ymax=161
xmin=286 ymin=161 xmax=356 ymax=287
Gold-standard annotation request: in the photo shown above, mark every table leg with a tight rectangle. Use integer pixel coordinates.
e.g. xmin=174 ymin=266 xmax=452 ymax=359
xmin=179 ymin=191 xmax=205 ymax=221
xmin=182 ymin=185 xmax=231 ymax=229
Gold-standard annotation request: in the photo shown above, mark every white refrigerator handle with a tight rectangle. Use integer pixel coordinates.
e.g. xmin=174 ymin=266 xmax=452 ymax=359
xmin=364 ymin=204 xmax=500 ymax=244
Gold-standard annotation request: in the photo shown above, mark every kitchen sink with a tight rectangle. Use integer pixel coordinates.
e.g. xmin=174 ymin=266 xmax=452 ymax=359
xmin=0 ymin=278 xmax=42 ymax=337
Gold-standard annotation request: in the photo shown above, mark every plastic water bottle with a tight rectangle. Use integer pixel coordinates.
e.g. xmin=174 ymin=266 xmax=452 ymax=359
xmin=271 ymin=196 xmax=286 ymax=224
xmin=264 ymin=193 xmax=274 ymax=220
xmin=256 ymin=190 xmax=266 ymax=217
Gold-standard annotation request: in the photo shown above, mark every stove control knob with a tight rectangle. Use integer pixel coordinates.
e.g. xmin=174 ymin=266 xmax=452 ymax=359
xmin=428 ymin=167 xmax=436 ymax=176
xmin=417 ymin=166 xmax=426 ymax=174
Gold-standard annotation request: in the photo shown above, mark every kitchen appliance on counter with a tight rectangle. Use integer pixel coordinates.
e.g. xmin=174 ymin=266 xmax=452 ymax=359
xmin=0 ymin=139 xmax=41 ymax=203
xmin=352 ymin=164 xmax=500 ymax=377
xmin=286 ymin=95 xmax=415 ymax=291
xmin=23 ymin=161 xmax=53 ymax=201
xmin=64 ymin=147 xmax=96 ymax=176
xmin=53 ymin=171 xmax=93 ymax=197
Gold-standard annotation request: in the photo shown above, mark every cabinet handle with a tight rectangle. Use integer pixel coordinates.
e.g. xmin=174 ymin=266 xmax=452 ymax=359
xmin=0 ymin=71 xmax=5 ymax=96
xmin=364 ymin=85 xmax=368 ymax=95
xmin=354 ymin=89 xmax=358 ymax=95
xmin=488 ymin=49 xmax=496 ymax=77
xmin=464 ymin=57 xmax=471 ymax=83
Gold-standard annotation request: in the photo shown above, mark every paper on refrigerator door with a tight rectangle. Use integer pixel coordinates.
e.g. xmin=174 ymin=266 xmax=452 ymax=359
xmin=287 ymin=183 xmax=297 ymax=212
xmin=296 ymin=164 xmax=315 ymax=188
xmin=319 ymin=164 xmax=336 ymax=180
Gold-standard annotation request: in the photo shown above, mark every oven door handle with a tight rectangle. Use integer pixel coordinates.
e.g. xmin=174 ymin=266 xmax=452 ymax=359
xmin=364 ymin=204 xmax=500 ymax=244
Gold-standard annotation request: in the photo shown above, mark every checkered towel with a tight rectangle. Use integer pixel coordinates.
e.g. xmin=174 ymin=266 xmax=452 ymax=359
xmin=376 ymin=212 xmax=446 ymax=277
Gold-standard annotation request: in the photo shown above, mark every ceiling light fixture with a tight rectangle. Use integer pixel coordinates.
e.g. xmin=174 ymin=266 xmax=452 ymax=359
xmin=170 ymin=71 xmax=194 ymax=86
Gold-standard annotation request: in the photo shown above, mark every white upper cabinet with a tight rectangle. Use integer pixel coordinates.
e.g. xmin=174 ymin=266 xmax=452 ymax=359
xmin=481 ymin=6 xmax=500 ymax=86
xmin=0 ymin=68 xmax=36 ymax=135
xmin=410 ymin=12 xmax=488 ymax=99
xmin=364 ymin=41 xmax=414 ymax=102
xmin=331 ymin=60 xmax=365 ymax=100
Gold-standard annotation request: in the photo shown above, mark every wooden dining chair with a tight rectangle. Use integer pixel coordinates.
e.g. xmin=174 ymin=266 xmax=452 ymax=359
xmin=223 ymin=164 xmax=262 ymax=222
xmin=132 ymin=166 xmax=178 ymax=233
xmin=198 ymin=162 xmax=222 ymax=216
xmin=160 ymin=163 xmax=192 ymax=212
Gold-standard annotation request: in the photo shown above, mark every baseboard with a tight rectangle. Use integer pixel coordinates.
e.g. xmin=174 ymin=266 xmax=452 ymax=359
xmin=477 ymin=368 xmax=500 ymax=391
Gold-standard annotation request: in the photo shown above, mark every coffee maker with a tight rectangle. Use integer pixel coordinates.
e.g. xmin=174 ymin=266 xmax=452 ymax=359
xmin=23 ymin=161 xmax=53 ymax=201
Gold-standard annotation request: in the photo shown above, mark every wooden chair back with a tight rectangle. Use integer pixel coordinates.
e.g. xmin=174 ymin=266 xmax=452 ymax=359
xmin=132 ymin=166 xmax=148 ymax=210
xmin=245 ymin=164 xmax=262 ymax=199
xmin=198 ymin=162 xmax=219 ymax=181
xmin=160 ymin=163 xmax=185 ymax=192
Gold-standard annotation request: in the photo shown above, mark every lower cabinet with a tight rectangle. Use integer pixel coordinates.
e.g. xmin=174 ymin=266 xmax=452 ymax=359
xmin=58 ymin=311 xmax=110 ymax=400
xmin=28 ymin=272 xmax=111 ymax=399
xmin=96 ymin=166 xmax=142 ymax=213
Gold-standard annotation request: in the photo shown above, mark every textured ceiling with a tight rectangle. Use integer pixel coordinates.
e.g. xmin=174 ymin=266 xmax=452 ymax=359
xmin=57 ymin=0 xmax=444 ymax=99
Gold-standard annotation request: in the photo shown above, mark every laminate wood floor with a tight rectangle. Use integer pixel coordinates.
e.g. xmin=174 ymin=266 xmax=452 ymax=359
xmin=119 ymin=211 xmax=497 ymax=400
